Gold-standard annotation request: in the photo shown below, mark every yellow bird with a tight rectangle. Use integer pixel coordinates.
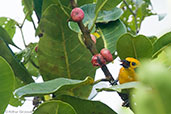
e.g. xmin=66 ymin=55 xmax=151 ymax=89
xmin=118 ymin=57 xmax=140 ymax=84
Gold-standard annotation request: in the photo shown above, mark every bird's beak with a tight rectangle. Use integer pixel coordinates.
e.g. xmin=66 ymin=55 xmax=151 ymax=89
xmin=120 ymin=59 xmax=130 ymax=68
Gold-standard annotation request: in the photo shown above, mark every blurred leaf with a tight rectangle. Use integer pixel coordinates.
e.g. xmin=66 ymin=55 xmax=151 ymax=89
xmin=95 ymin=0 xmax=122 ymax=12
xmin=33 ymin=0 xmax=43 ymax=21
xmin=58 ymin=95 xmax=117 ymax=114
xmin=153 ymin=32 xmax=171 ymax=58
xmin=22 ymin=0 xmax=33 ymax=21
xmin=153 ymin=46 xmax=171 ymax=68
xmin=15 ymin=43 xmax=39 ymax=77
xmin=0 ymin=26 xmax=19 ymax=49
xmin=37 ymin=4 xmax=95 ymax=81
xmin=15 ymin=77 xmax=93 ymax=99
xmin=0 ymin=17 xmax=17 ymax=38
xmin=69 ymin=4 xmax=123 ymax=33
xmin=0 ymin=39 xmax=34 ymax=84
xmin=97 ymin=20 xmax=127 ymax=54
xmin=0 ymin=56 xmax=15 ymax=114
xmin=97 ymin=82 xmax=139 ymax=92
xmin=132 ymin=61 xmax=171 ymax=114
xmin=120 ymin=0 xmax=155 ymax=34
xmin=158 ymin=13 xmax=166 ymax=21
xmin=116 ymin=33 xmax=153 ymax=60
xmin=34 ymin=100 xmax=76 ymax=114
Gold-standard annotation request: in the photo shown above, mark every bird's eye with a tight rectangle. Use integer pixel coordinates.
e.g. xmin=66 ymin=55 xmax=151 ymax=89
xmin=132 ymin=62 xmax=136 ymax=66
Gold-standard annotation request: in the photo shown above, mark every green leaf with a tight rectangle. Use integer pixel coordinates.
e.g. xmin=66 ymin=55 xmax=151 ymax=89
xmin=97 ymin=82 xmax=139 ymax=92
xmin=9 ymin=77 xmax=25 ymax=107
xmin=0 ymin=56 xmax=15 ymax=114
xmin=0 ymin=39 xmax=34 ymax=84
xmin=116 ymin=33 xmax=153 ymax=60
xmin=0 ymin=26 xmax=19 ymax=49
xmin=153 ymin=32 xmax=171 ymax=58
xmin=15 ymin=77 xmax=94 ymax=99
xmin=132 ymin=61 xmax=171 ymax=114
xmin=33 ymin=0 xmax=43 ymax=21
xmin=58 ymin=95 xmax=117 ymax=114
xmin=77 ymin=0 xmax=94 ymax=6
xmin=37 ymin=4 xmax=95 ymax=81
xmin=97 ymin=20 xmax=127 ymax=54
xmin=69 ymin=4 xmax=123 ymax=33
xmin=34 ymin=100 xmax=77 ymax=114
xmin=147 ymin=35 xmax=157 ymax=44
xmin=0 ymin=17 xmax=17 ymax=38
xmin=22 ymin=0 xmax=33 ymax=21
xmin=96 ymin=0 xmax=122 ymax=12
xmin=120 ymin=0 xmax=155 ymax=34
xmin=153 ymin=46 xmax=171 ymax=67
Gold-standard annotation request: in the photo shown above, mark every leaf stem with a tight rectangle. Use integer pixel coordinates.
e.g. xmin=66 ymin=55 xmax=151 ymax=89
xmin=90 ymin=0 xmax=107 ymax=32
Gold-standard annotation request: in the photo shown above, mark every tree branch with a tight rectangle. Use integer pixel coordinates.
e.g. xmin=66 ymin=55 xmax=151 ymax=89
xmin=70 ymin=0 xmax=115 ymax=85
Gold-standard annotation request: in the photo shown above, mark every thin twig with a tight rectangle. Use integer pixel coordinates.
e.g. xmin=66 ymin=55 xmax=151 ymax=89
xmin=123 ymin=0 xmax=139 ymax=34
xmin=19 ymin=28 xmax=27 ymax=47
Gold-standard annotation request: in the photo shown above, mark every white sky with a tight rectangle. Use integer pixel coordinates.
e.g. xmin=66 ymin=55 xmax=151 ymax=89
xmin=0 ymin=0 xmax=171 ymax=114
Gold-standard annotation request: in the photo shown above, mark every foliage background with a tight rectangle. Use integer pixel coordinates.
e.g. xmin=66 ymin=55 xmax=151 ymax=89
xmin=0 ymin=0 xmax=171 ymax=113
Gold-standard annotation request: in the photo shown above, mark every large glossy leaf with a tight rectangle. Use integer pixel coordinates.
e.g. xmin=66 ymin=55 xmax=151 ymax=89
xmin=0 ymin=39 xmax=34 ymax=84
xmin=37 ymin=4 xmax=95 ymax=81
xmin=95 ymin=0 xmax=122 ymax=12
xmin=69 ymin=4 xmax=123 ymax=33
xmin=132 ymin=60 xmax=171 ymax=114
xmin=34 ymin=100 xmax=76 ymax=114
xmin=33 ymin=0 xmax=43 ymax=21
xmin=116 ymin=33 xmax=153 ymax=60
xmin=97 ymin=20 xmax=127 ymax=54
xmin=15 ymin=77 xmax=93 ymax=99
xmin=120 ymin=0 xmax=155 ymax=34
xmin=97 ymin=82 xmax=139 ymax=92
xmin=0 ymin=26 xmax=19 ymax=48
xmin=0 ymin=17 xmax=17 ymax=38
xmin=0 ymin=56 xmax=15 ymax=114
xmin=58 ymin=95 xmax=117 ymax=114
xmin=153 ymin=32 xmax=171 ymax=58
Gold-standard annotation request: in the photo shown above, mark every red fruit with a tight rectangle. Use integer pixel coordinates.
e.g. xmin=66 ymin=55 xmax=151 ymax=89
xmin=100 ymin=48 xmax=113 ymax=62
xmin=35 ymin=46 xmax=38 ymax=52
xmin=90 ymin=34 xmax=96 ymax=44
xmin=91 ymin=54 xmax=106 ymax=66
xmin=70 ymin=8 xmax=84 ymax=22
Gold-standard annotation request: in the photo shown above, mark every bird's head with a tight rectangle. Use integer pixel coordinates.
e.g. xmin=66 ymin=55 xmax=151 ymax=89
xmin=120 ymin=57 xmax=140 ymax=69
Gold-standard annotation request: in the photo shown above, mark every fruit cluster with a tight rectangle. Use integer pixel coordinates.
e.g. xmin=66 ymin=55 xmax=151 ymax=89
xmin=70 ymin=8 xmax=113 ymax=67
xmin=91 ymin=48 xmax=113 ymax=67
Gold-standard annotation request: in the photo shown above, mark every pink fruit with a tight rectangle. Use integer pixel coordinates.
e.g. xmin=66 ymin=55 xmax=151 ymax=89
xmin=100 ymin=48 xmax=113 ymax=62
xmin=90 ymin=34 xmax=96 ymax=44
xmin=91 ymin=54 xmax=106 ymax=66
xmin=35 ymin=46 xmax=38 ymax=52
xmin=70 ymin=8 xmax=84 ymax=22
